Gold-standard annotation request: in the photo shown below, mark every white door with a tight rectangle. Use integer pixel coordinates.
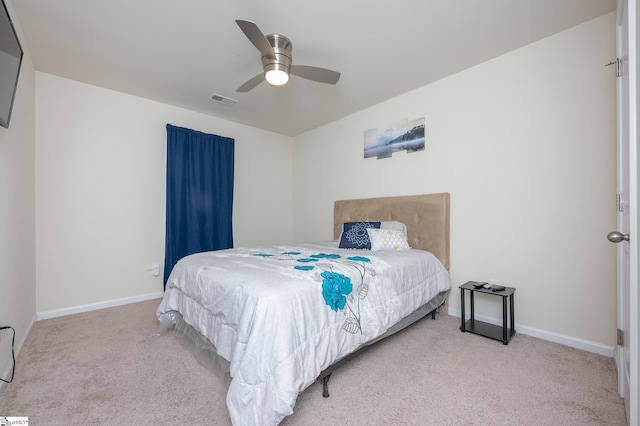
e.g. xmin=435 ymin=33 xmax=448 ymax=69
xmin=611 ymin=1 xmax=638 ymax=424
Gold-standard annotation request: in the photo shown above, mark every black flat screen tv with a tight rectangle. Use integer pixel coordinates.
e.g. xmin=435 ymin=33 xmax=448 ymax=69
xmin=0 ymin=0 xmax=22 ymax=128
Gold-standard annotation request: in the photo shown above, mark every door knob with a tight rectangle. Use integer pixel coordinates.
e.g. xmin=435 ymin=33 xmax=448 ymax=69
xmin=607 ymin=231 xmax=630 ymax=243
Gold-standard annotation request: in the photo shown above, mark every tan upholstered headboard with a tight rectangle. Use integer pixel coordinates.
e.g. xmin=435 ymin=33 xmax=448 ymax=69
xmin=333 ymin=193 xmax=450 ymax=271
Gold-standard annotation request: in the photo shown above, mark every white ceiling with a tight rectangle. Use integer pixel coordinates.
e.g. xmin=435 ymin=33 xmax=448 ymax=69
xmin=10 ymin=0 xmax=616 ymax=136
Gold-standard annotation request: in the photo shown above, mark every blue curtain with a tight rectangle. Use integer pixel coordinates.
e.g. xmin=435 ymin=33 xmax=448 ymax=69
xmin=163 ymin=124 xmax=235 ymax=287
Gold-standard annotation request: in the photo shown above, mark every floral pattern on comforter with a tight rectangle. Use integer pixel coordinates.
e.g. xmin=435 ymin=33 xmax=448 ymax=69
xmin=252 ymin=250 xmax=379 ymax=334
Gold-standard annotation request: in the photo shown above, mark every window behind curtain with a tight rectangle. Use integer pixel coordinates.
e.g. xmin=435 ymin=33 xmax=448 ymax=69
xmin=163 ymin=124 xmax=234 ymax=288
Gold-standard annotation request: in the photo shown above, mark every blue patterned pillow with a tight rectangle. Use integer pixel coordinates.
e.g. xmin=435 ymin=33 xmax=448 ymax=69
xmin=338 ymin=221 xmax=381 ymax=249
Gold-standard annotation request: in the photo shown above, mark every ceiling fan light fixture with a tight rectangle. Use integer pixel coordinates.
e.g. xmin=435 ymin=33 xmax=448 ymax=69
xmin=235 ymin=20 xmax=341 ymax=92
xmin=265 ymin=69 xmax=289 ymax=86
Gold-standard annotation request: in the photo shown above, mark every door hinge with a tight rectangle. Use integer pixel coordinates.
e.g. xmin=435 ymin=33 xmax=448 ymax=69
xmin=606 ymin=58 xmax=622 ymax=77
xmin=617 ymin=193 xmax=625 ymax=212
xmin=617 ymin=328 xmax=624 ymax=346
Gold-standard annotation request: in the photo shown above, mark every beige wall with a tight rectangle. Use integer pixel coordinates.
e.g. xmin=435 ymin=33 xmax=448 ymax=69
xmin=35 ymin=73 xmax=293 ymax=313
xmin=293 ymin=14 xmax=617 ymax=349
xmin=0 ymin=0 xmax=36 ymax=385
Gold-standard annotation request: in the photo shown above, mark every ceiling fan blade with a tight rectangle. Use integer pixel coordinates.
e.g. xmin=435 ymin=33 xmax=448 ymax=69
xmin=236 ymin=72 xmax=265 ymax=92
xmin=290 ymin=65 xmax=341 ymax=84
xmin=235 ymin=20 xmax=275 ymax=60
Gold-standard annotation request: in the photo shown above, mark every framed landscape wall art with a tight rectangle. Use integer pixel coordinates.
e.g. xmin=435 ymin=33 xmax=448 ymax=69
xmin=364 ymin=117 xmax=425 ymax=159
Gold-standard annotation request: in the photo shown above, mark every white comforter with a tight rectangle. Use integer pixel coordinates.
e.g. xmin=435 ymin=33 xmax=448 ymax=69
xmin=157 ymin=241 xmax=451 ymax=425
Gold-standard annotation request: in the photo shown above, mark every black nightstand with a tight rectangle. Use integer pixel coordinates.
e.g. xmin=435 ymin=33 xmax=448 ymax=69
xmin=460 ymin=281 xmax=516 ymax=345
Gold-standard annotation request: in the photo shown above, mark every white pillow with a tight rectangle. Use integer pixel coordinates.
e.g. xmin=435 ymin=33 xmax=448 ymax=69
xmin=367 ymin=228 xmax=411 ymax=251
xmin=380 ymin=220 xmax=407 ymax=236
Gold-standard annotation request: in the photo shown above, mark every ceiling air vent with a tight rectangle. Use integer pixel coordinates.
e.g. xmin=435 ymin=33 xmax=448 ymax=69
xmin=209 ymin=93 xmax=237 ymax=106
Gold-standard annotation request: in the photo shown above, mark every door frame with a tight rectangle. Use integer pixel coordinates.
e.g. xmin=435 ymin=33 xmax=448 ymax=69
xmin=616 ymin=1 xmax=639 ymax=425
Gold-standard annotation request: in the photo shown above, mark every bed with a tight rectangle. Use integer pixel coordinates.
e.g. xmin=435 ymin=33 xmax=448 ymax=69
xmin=156 ymin=192 xmax=451 ymax=425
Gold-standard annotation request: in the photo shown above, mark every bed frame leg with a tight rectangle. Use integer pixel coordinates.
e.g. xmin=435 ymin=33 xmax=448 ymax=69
xmin=431 ymin=305 xmax=441 ymax=320
xmin=322 ymin=374 xmax=331 ymax=398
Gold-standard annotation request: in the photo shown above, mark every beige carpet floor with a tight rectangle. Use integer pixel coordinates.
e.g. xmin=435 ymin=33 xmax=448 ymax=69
xmin=0 ymin=298 xmax=626 ymax=425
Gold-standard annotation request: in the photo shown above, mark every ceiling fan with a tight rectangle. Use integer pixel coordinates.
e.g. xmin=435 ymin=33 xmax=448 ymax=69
xmin=235 ymin=20 xmax=341 ymax=92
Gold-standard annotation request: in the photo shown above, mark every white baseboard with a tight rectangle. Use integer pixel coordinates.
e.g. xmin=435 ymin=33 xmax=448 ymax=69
xmin=32 ymin=296 xmax=614 ymax=358
xmin=36 ymin=292 xmax=164 ymax=321
xmin=448 ymin=307 xmax=615 ymax=358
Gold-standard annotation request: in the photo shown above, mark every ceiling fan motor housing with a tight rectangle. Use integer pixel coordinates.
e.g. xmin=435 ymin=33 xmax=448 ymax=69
xmin=262 ymin=34 xmax=292 ymax=75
